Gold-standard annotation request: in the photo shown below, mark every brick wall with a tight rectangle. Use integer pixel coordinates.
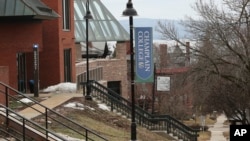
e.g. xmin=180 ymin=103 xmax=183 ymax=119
xmin=76 ymin=41 xmax=129 ymax=98
xmin=0 ymin=66 xmax=9 ymax=84
xmin=0 ymin=21 xmax=43 ymax=89
xmin=0 ymin=66 xmax=9 ymax=104
xmin=39 ymin=0 xmax=76 ymax=88
xmin=93 ymin=42 xmax=128 ymax=98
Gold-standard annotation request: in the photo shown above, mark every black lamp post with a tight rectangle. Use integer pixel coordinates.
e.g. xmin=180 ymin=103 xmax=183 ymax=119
xmin=85 ymin=0 xmax=93 ymax=100
xmin=122 ymin=0 xmax=137 ymax=140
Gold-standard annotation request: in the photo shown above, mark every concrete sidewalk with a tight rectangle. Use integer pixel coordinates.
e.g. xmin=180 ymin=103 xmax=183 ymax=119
xmin=209 ymin=114 xmax=229 ymax=141
xmin=18 ymin=93 xmax=83 ymax=119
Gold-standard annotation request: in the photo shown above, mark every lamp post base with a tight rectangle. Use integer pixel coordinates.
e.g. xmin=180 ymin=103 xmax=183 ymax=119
xmin=131 ymin=122 xmax=137 ymax=141
xmin=85 ymin=95 xmax=92 ymax=100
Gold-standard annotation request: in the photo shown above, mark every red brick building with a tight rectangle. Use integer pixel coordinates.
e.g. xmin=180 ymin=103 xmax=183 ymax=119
xmin=0 ymin=0 xmax=76 ymax=92
xmin=135 ymin=42 xmax=193 ymax=117
xmin=0 ymin=0 xmax=131 ymax=103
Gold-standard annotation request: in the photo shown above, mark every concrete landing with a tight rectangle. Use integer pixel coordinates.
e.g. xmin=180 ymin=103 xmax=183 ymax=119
xmin=18 ymin=93 xmax=83 ymax=119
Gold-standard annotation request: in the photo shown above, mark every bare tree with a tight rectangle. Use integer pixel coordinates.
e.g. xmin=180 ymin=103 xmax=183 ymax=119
xmin=156 ymin=0 xmax=250 ymax=124
xmin=154 ymin=72 xmax=193 ymax=120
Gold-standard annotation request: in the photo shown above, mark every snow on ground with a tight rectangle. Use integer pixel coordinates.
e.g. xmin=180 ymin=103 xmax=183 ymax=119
xmin=42 ymin=82 xmax=76 ymax=93
xmin=50 ymin=133 xmax=85 ymax=141
xmin=63 ymin=102 xmax=95 ymax=111
xmin=98 ymin=103 xmax=110 ymax=111
xmin=0 ymin=108 xmax=6 ymax=112
xmin=57 ymin=133 xmax=85 ymax=141
xmin=19 ymin=98 xmax=34 ymax=104
xmin=63 ymin=102 xmax=110 ymax=112
xmin=64 ymin=102 xmax=84 ymax=110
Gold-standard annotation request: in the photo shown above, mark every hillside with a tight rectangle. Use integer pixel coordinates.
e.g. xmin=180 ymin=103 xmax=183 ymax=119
xmin=50 ymin=97 xmax=174 ymax=141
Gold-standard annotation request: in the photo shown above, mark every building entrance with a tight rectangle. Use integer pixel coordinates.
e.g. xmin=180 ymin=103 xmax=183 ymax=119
xmin=17 ymin=53 xmax=27 ymax=93
xmin=107 ymin=81 xmax=121 ymax=99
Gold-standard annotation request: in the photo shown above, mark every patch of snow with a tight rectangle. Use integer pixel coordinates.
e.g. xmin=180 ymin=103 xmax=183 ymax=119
xmin=86 ymin=106 xmax=95 ymax=111
xmin=9 ymin=113 xmax=17 ymax=117
xmin=64 ymin=102 xmax=84 ymax=110
xmin=0 ymin=108 xmax=6 ymax=112
xmin=57 ymin=133 xmax=85 ymax=141
xmin=50 ymin=133 xmax=85 ymax=141
xmin=98 ymin=103 xmax=110 ymax=111
xmin=75 ymin=103 xmax=84 ymax=107
xmin=63 ymin=102 xmax=96 ymax=111
xmin=42 ymin=82 xmax=76 ymax=93
xmin=64 ymin=103 xmax=77 ymax=108
xmin=19 ymin=98 xmax=34 ymax=104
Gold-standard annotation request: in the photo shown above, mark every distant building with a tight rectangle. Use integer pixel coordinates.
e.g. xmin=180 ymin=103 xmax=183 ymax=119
xmin=135 ymin=41 xmax=194 ymax=117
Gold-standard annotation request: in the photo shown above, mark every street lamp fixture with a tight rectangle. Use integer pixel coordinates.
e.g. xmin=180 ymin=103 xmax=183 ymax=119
xmin=122 ymin=0 xmax=138 ymax=16
xmin=122 ymin=0 xmax=137 ymax=140
xmin=85 ymin=0 xmax=93 ymax=100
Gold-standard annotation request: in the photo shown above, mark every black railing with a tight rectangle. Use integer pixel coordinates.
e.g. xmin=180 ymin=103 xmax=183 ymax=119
xmin=88 ymin=80 xmax=199 ymax=141
xmin=0 ymin=81 xmax=108 ymax=141
xmin=0 ymin=104 xmax=66 ymax=140
xmin=0 ymin=124 xmax=22 ymax=141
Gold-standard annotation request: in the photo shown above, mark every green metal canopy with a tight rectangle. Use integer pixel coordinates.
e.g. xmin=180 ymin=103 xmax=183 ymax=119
xmin=0 ymin=0 xmax=59 ymax=19
xmin=74 ymin=0 xmax=129 ymax=42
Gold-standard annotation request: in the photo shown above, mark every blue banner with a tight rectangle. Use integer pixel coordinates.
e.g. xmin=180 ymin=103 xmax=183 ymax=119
xmin=135 ymin=27 xmax=154 ymax=83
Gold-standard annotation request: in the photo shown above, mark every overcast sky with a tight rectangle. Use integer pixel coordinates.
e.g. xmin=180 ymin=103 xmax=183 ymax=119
xmin=101 ymin=0 xmax=199 ymax=20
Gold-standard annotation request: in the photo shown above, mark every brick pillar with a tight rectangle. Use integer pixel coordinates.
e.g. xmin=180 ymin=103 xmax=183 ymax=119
xmin=116 ymin=41 xmax=128 ymax=60
xmin=115 ymin=41 xmax=129 ymax=99
xmin=159 ymin=44 xmax=168 ymax=68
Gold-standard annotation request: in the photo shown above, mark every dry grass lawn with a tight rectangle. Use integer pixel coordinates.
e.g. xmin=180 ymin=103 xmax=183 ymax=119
xmin=48 ymin=97 xmax=174 ymax=141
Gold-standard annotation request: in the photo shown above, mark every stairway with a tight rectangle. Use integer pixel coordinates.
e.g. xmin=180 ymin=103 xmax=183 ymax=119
xmin=0 ymin=81 xmax=108 ymax=141
xmin=0 ymin=104 xmax=65 ymax=141
xmin=87 ymin=80 xmax=199 ymax=141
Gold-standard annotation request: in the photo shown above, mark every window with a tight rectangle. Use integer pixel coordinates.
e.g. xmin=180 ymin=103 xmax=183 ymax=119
xmin=62 ymin=0 xmax=70 ymax=30
xmin=64 ymin=49 xmax=72 ymax=82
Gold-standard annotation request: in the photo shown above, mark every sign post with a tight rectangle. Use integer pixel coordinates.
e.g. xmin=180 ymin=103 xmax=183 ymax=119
xmin=33 ymin=44 xmax=39 ymax=97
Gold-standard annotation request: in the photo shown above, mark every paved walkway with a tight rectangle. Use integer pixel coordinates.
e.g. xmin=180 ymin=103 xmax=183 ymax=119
xmin=18 ymin=93 xmax=83 ymax=119
xmin=209 ymin=114 xmax=229 ymax=141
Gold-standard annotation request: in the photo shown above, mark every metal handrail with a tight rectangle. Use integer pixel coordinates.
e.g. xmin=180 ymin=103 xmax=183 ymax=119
xmin=0 ymin=81 xmax=108 ymax=141
xmin=0 ymin=127 xmax=22 ymax=141
xmin=88 ymin=80 xmax=199 ymax=141
xmin=0 ymin=104 xmax=67 ymax=141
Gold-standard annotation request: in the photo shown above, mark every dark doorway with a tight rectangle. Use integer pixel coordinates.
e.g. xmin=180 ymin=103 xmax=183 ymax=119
xmin=107 ymin=81 xmax=121 ymax=99
xmin=64 ymin=49 xmax=72 ymax=82
xmin=17 ymin=53 xmax=26 ymax=92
